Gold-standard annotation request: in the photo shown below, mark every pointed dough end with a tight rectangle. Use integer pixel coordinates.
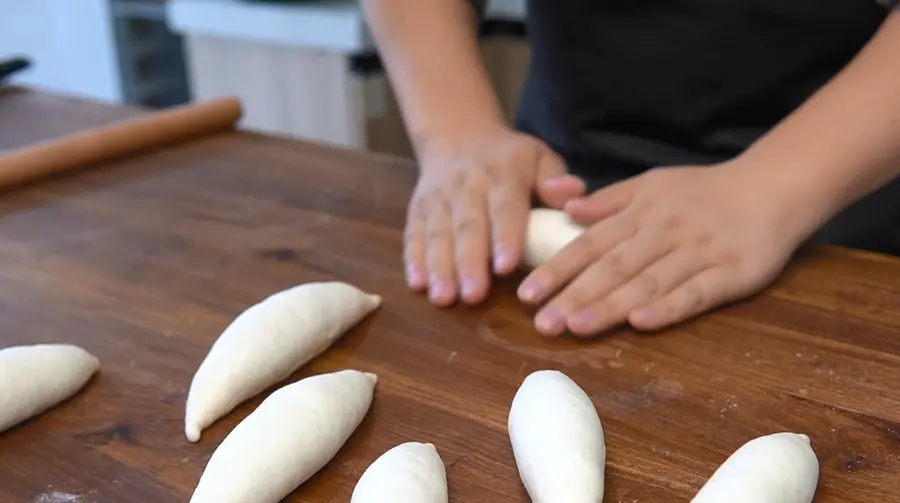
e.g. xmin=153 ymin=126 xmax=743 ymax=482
xmin=87 ymin=354 xmax=101 ymax=372
xmin=798 ymin=433 xmax=810 ymax=443
xmin=363 ymin=372 xmax=378 ymax=384
xmin=367 ymin=294 xmax=383 ymax=306
xmin=185 ymin=423 xmax=201 ymax=443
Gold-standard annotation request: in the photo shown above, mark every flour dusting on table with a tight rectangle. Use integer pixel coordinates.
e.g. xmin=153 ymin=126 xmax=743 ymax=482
xmin=34 ymin=492 xmax=81 ymax=503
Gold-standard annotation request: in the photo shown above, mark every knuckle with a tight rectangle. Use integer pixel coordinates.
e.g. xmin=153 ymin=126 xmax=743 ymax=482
xmin=447 ymin=169 xmax=470 ymax=192
xmin=638 ymin=274 xmax=661 ymax=297
xmin=454 ymin=214 xmax=482 ymax=236
xmin=682 ymin=285 xmax=707 ymax=313
xmin=661 ymin=214 xmax=687 ymax=231
xmin=692 ymin=232 xmax=713 ymax=248
xmin=484 ymin=162 xmax=504 ymax=180
xmin=580 ymin=229 xmax=605 ymax=251
xmin=489 ymin=188 xmax=515 ymax=213
xmin=601 ymin=296 xmax=625 ymax=316
xmin=605 ymin=251 xmax=631 ymax=279
xmin=426 ymin=227 xmax=449 ymax=241
xmin=715 ymin=250 xmax=741 ymax=267
xmin=407 ymin=197 xmax=430 ymax=220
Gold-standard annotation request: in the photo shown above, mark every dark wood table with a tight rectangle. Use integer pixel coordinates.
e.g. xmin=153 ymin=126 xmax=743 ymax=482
xmin=1 ymin=86 xmax=899 ymax=502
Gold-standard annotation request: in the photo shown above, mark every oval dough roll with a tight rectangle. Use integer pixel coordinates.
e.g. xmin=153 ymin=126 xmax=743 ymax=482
xmin=0 ymin=343 xmax=99 ymax=432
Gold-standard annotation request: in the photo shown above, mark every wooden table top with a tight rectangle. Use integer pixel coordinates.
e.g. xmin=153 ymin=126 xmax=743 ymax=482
xmin=1 ymin=86 xmax=899 ymax=503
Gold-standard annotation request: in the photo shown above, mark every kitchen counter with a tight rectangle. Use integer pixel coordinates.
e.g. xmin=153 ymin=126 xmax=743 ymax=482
xmin=1 ymin=86 xmax=899 ymax=502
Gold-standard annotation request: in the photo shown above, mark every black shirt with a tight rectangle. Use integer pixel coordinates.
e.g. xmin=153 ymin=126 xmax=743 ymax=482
xmin=507 ymin=0 xmax=900 ymax=253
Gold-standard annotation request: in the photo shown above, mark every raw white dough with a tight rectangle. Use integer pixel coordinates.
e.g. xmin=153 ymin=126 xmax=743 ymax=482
xmin=0 ymin=344 xmax=100 ymax=432
xmin=690 ymin=432 xmax=819 ymax=503
xmin=185 ymin=281 xmax=381 ymax=442
xmin=523 ymin=209 xmax=586 ymax=268
xmin=351 ymin=442 xmax=449 ymax=503
xmin=508 ymin=370 xmax=606 ymax=503
xmin=190 ymin=369 xmax=378 ymax=503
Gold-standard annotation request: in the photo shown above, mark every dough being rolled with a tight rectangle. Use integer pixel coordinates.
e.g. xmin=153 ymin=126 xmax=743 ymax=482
xmin=190 ymin=369 xmax=377 ymax=503
xmin=185 ymin=281 xmax=381 ymax=442
xmin=522 ymin=209 xmax=585 ymax=268
xmin=0 ymin=344 xmax=100 ymax=432
xmin=351 ymin=442 xmax=449 ymax=503
xmin=508 ymin=370 xmax=605 ymax=503
xmin=690 ymin=432 xmax=819 ymax=503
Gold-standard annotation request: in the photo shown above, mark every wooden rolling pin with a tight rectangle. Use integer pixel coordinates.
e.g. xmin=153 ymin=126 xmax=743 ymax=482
xmin=0 ymin=96 xmax=243 ymax=189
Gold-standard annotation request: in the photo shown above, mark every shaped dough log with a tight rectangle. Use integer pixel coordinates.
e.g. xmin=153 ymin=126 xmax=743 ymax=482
xmin=185 ymin=281 xmax=381 ymax=442
xmin=508 ymin=370 xmax=605 ymax=503
xmin=522 ymin=209 xmax=586 ymax=268
xmin=690 ymin=432 xmax=819 ymax=503
xmin=190 ymin=369 xmax=377 ymax=503
xmin=0 ymin=344 xmax=99 ymax=432
xmin=351 ymin=442 xmax=449 ymax=503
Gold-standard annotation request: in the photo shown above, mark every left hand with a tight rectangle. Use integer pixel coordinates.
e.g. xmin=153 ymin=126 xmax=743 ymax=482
xmin=517 ymin=162 xmax=809 ymax=337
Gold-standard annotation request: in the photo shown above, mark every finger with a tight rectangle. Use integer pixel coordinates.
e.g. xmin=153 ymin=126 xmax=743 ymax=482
xmin=403 ymin=199 xmax=429 ymax=291
xmin=518 ymin=213 xmax=635 ymax=306
xmin=536 ymin=150 xmax=585 ymax=208
xmin=531 ymin=230 xmax=671 ymax=336
xmin=538 ymin=174 xmax=587 ymax=209
xmin=425 ymin=199 xmax=458 ymax=306
xmin=453 ymin=186 xmax=491 ymax=304
xmin=488 ymin=178 xmax=530 ymax=276
xmin=566 ymin=247 xmax=711 ymax=336
xmin=628 ymin=267 xmax=737 ymax=331
xmin=564 ymin=178 xmax=637 ymax=224
xmin=536 ymin=148 xmax=568 ymax=181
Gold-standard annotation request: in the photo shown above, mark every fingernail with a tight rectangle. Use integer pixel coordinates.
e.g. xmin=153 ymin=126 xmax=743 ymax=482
xmin=569 ymin=309 xmax=599 ymax=331
xmin=535 ymin=307 xmax=566 ymax=334
xmin=461 ymin=277 xmax=480 ymax=299
xmin=543 ymin=177 xmax=565 ymax=188
xmin=407 ymin=266 xmax=425 ymax=287
xmin=518 ymin=278 xmax=546 ymax=302
xmin=493 ymin=244 xmax=512 ymax=272
xmin=429 ymin=276 xmax=450 ymax=302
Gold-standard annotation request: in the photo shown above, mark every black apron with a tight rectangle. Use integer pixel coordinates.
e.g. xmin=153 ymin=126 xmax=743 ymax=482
xmin=516 ymin=0 xmax=900 ymax=254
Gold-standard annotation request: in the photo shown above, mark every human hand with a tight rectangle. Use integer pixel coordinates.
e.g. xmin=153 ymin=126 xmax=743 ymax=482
xmin=405 ymin=127 xmax=586 ymax=306
xmin=517 ymin=163 xmax=810 ymax=336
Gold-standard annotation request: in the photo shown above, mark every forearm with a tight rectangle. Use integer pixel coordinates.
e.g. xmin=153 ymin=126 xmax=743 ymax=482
xmin=361 ymin=0 xmax=506 ymax=159
xmin=736 ymin=11 xmax=900 ymax=241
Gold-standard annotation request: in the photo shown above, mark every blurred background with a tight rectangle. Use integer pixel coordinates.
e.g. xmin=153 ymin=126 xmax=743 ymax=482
xmin=0 ymin=0 xmax=529 ymax=159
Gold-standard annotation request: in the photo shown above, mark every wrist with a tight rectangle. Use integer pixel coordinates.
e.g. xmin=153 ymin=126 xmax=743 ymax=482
xmin=412 ymin=119 xmax=511 ymax=168
xmin=722 ymin=153 xmax=837 ymax=247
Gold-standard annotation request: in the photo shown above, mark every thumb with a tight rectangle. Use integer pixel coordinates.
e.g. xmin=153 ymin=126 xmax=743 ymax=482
xmin=534 ymin=150 xmax=586 ymax=208
xmin=565 ymin=177 xmax=637 ymax=224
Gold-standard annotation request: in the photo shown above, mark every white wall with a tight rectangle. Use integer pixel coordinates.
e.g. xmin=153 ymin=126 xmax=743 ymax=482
xmin=0 ymin=0 xmax=122 ymax=103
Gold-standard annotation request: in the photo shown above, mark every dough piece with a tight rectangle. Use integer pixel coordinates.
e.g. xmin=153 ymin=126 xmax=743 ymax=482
xmin=190 ymin=369 xmax=377 ymax=503
xmin=0 ymin=344 xmax=100 ymax=432
xmin=185 ymin=281 xmax=381 ymax=442
xmin=508 ymin=370 xmax=605 ymax=503
xmin=690 ymin=432 xmax=819 ymax=503
xmin=351 ymin=442 xmax=449 ymax=503
xmin=522 ymin=208 xmax=586 ymax=268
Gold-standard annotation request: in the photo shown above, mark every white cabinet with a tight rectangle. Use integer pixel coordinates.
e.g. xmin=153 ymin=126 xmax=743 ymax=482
xmin=167 ymin=0 xmax=530 ymax=158
xmin=0 ymin=0 xmax=123 ymax=103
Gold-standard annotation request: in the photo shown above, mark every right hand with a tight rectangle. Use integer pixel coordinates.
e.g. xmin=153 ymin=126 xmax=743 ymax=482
xmin=405 ymin=127 xmax=586 ymax=306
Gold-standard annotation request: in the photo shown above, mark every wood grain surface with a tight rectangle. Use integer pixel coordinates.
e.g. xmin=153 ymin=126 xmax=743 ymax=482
xmin=1 ymin=86 xmax=899 ymax=502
